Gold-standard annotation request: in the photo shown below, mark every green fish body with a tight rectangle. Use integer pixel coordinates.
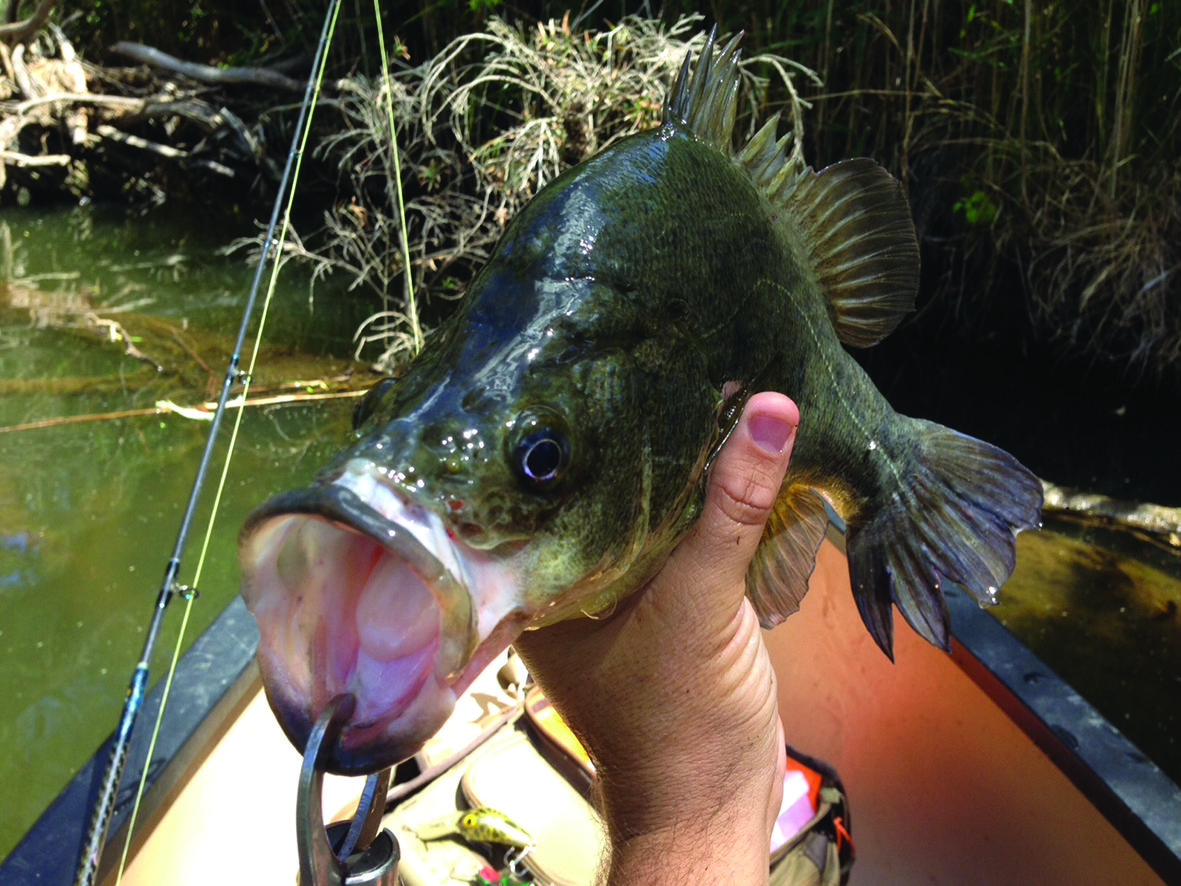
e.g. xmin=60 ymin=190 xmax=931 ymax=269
xmin=239 ymin=31 xmax=1042 ymax=775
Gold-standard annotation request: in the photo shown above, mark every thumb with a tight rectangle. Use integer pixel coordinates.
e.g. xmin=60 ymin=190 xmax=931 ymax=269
xmin=662 ymin=391 xmax=798 ymax=604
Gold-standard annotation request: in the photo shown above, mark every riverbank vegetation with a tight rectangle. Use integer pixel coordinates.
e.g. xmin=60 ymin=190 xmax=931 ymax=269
xmin=3 ymin=1 xmax=1179 ymax=380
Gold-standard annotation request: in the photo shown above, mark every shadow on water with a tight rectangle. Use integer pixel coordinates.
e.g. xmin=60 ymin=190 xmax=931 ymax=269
xmin=0 ymin=204 xmax=376 ymax=857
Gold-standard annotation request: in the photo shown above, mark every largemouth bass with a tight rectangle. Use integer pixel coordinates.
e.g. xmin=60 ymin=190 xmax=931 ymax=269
xmin=240 ymin=31 xmax=1042 ymax=774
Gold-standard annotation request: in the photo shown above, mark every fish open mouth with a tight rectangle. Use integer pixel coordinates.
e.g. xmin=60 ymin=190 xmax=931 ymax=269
xmin=239 ymin=460 xmax=496 ymax=774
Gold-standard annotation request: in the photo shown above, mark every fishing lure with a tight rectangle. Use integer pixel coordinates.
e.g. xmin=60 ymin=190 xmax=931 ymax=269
xmin=457 ymin=807 xmax=533 ymax=850
xmin=415 ymin=806 xmax=534 ymax=850
xmin=415 ymin=807 xmax=535 ymax=879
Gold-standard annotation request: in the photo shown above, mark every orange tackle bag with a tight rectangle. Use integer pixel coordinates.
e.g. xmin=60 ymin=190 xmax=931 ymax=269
xmin=768 ymin=745 xmax=855 ymax=886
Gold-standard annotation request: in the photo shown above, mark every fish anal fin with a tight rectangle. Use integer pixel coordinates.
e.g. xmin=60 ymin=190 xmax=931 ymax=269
xmin=747 ymin=485 xmax=831 ymax=629
xmin=776 ymin=159 xmax=919 ymax=348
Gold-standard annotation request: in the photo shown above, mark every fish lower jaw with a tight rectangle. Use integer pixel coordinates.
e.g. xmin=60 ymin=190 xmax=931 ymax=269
xmin=261 ymin=655 xmax=460 ymax=774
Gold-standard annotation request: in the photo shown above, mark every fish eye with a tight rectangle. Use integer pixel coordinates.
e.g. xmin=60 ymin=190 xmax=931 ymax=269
xmin=352 ymin=378 xmax=396 ymax=430
xmin=510 ymin=408 xmax=572 ymax=490
xmin=517 ymin=431 xmax=568 ymax=483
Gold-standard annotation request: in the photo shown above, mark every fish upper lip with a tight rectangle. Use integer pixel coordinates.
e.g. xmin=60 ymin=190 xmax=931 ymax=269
xmin=241 ymin=469 xmax=478 ymax=681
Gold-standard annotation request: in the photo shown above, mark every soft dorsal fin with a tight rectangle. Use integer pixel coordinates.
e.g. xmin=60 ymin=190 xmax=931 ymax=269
xmin=776 ymin=159 xmax=920 ymax=347
xmin=666 ymin=30 xmax=920 ymax=348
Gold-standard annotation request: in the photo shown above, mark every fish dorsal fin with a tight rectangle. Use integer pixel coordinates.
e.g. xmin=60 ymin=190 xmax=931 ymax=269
xmin=776 ymin=159 xmax=920 ymax=347
xmin=667 ymin=30 xmax=920 ymax=347
xmin=663 ymin=28 xmax=743 ymax=152
xmin=746 ymin=485 xmax=831 ymax=628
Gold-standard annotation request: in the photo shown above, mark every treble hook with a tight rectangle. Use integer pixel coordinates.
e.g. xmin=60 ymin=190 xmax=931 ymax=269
xmin=296 ymin=694 xmax=400 ymax=885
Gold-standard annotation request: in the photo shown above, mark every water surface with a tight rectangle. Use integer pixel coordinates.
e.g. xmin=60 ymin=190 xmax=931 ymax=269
xmin=995 ymin=516 xmax=1181 ymax=784
xmin=0 ymin=205 xmax=372 ymax=857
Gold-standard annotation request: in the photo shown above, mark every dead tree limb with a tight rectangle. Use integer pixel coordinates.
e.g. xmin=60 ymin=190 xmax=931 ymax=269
xmin=109 ymin=41 xmax=306 ymax=92
xmin=0 ymin=0 xmax=57 ymax=45
xmin=0 ymin=148 xmax=70 ymax=164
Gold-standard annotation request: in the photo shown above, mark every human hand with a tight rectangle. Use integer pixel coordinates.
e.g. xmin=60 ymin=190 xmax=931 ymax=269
xmin=513 ymin=392 xmax=799 ymax=885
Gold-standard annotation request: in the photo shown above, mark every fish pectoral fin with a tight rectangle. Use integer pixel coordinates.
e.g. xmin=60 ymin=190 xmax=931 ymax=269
xmin=746 ymin=484 xmax=831 ymax=628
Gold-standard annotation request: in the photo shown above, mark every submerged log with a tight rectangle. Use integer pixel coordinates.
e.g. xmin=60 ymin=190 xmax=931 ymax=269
xmin=1042 ymin=481 xmax=1181 ymax=548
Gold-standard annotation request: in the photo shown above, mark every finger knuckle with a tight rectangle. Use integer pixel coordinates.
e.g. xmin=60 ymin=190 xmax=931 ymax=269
xmin=714 ymin=469 xmax=778 ymax=529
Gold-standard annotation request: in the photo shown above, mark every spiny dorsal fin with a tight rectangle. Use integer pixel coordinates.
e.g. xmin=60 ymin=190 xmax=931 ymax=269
xmin=778 ymin=159 xmax=920 ymax=347
xmin=662 ymin=28 xmax=743 ymax=152
xmin=667 ymin=30 xmax=920 ymax=348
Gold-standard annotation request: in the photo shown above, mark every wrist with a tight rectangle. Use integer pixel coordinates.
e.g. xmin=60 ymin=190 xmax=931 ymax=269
xmin=603 ymin=804 xmax=773 ymax=886
xmin=593 ymin=736 xmax=782 ymax=885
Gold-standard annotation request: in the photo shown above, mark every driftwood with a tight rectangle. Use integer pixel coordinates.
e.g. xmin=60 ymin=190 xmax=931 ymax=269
xmin=1042 ymin=480 xmax=1181 ymax=547
xmin=0 ymin=0 xmax=57 ymax=46
xmin=1 ymin=23 xmax=304 ymax=204
xmin=0 ymin=22 xmax=87 ymax=190
xmin=109 ymin=41 xmax=306 ymax=93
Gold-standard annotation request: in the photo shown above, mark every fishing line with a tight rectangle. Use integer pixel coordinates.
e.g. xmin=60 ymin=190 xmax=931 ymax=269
xmin=373 ymin=0 xmax=423 ymax=355
xmin=113 ymin=5 xmax=347 ymax=879
xmin=73 ymin=2 xmax=345 ymax=884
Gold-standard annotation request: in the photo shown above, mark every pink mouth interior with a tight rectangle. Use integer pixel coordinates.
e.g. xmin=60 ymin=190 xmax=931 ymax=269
xmin=242 ymin=515 xmax=444 ymax=748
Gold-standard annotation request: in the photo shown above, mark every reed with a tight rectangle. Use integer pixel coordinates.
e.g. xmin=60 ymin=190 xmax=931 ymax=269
xmin=769 ymin=0 xmax=1181 ymax=374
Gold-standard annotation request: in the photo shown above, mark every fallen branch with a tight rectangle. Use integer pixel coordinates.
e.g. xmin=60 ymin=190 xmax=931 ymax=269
xmin=109 ymin=41 xmax=306 ymax=92
xmin=86 ymin=313 xmax=165 ymax=372
xmin=0 ymin=0 xmax=57 ymax=45
xmin=8 ymin=92 xmax=146 ymax=113
xmin=1043 ymin=480 xmax=1181 ymax=546
xmin=10 ymin=39 xmax=33 ymax=95
xmin=95 ymin=122 xmax=189 ymax=159
xmin=0 ymin=388 xmax=365 ymax=434
xmin=0 ymin=148 xmax=70 ymax=165
xmin=93 ymin=123 xmax=235 ymax=177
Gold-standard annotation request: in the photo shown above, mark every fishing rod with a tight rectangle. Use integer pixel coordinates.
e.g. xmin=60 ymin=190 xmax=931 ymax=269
xmin=72 ymin=1 xmax=344 ymax=882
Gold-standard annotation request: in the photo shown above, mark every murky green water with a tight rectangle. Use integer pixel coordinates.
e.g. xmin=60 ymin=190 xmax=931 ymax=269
xmin=995 ymin=516 xmax=1181 ymax=784
xmin=0 ymin=205 xmax=373 ymax=858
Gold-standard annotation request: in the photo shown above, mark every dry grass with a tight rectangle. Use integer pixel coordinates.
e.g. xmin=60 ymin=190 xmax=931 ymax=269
xmin=281 ymin=13 xmax=816 ymax=370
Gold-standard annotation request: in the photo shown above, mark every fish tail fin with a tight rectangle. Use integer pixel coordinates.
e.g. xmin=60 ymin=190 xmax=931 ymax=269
xmin=846 ymin=419 xmax=1043 ymax=659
